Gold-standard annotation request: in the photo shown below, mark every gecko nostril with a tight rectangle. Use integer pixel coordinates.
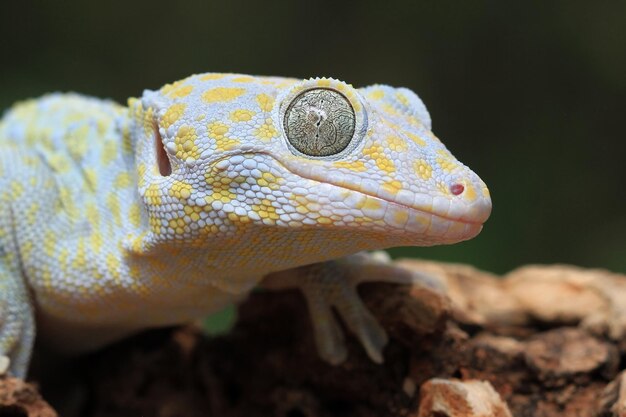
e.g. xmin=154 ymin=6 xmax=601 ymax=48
xmin=450 ymin=183 xmax=465 ymax=196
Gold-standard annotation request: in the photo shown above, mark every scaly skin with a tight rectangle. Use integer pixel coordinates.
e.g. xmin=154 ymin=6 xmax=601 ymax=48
xmin=0 ymin=73 xmax=491 ymax=377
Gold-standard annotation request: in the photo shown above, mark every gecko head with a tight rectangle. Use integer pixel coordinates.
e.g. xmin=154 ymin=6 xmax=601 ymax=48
xmin=129 ymin=73 xmax=491 ymax=251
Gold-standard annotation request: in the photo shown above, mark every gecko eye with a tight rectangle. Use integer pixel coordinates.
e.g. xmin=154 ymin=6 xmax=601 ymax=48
xmin=283 ymin=88 xmax=356 ymax=157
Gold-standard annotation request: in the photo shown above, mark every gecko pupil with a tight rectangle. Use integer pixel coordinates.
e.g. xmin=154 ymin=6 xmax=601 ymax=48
xmin=284 ymin=88 xmax=356 ymax=157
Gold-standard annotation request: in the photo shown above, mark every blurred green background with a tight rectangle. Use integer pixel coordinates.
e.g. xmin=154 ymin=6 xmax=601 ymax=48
xmin=1 ymin=1 xmax=624 ymax=275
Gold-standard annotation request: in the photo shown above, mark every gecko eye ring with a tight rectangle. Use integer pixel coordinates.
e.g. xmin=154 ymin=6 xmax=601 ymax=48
xmin=279 ymin=79 xmax=367 ymax=160
xmin=283 ymin=88 xmax=356 ymax=157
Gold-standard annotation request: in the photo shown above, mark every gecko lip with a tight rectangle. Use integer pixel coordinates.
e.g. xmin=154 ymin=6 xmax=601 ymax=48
xmin=268 ymin=156 xmax=490 ymax=227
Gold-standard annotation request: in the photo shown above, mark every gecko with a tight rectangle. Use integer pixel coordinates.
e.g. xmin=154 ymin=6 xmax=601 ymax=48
xmin=0 ymin=73 xmax=491 ymax=378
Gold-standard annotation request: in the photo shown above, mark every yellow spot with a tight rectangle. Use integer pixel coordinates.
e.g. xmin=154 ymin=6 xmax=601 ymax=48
xmin=333 ymin=160 xmax=367 ymax=172
xmin=137 ymin=163 xmax=147 ymax=188
xmin=144 ymin=183 xmax=162 ymax=206
xmin=437 ymin=182 xmax=450 ymax=195
xmin=396 ymin=92 xmax=410 ymax=107
xmin=56 ymin=186 xmax=77 ymax=216
xmin=208 ymin=121 xmax=240 ymax=151
xmin=42 ymin=231 xmax=55 ymax=257
xmin=121 ymin=125 xmax=133 ymax=155
xmin=232 ymin=76 xmax=254 ymax=83
xmin=251 ymin=199 xmax=279 ymax=222
xmin=168 ymin=85 xmax=193 ymax=98
xmin=368 ymin=89 xmax=385 ymax=100
xmin=106 ymin=253 xmax=121 ymax=282
xmin=169 ymin=216 xmax=187 ymax=235
xmin=364 ymin=198 xmax=382 ymax=211
xmin=406 ymin=132 xmax=426 ymax=147
xmin=41 ymin=266 xmax=52 ymax=290
xmin=48 ymin=154 xmax=71 ymax=173
xmin=10 ymin=181 xmax=25 ymax=198
xmin=85 ymin=203 xmax=100 ymax=226
xmin=101 ymin=140 xmax=118 ymax=165
xmin=387 ymin=135 xmax=408 ymax=152
xmin=230 ymin=109 xmax=255 ymax=122
xmin=66 ymin=124 xmax=91 ymax=161
xmin=141 ymin=107 xmax=155 ymax=137
xmin=381 ymin=103 xmax=400 ymax=116
xmin=436 ymin=156 xmax=459 ymax=173
xmin=149 ymin=216 xmax=161 ymax=234
xmin=205 ymin=173 xmax=237 ymax=203
xmin=25 ymin=203 xmax=39 ymax=226
xmin=129 ymin=203 xmax=141 ymax=228
xmin=169 ymin=181 xmax=193 ymax=200
xmin=72 ymin=238 xmax=87 ymax=270
xmin=200 ymin=73 xmax=225 ymax=81
xmin=363 ymin=145 xmax=395 ymax=173
xmin=160 ymin=80 xmax=183 ymax=95
xmin=382 ymin=180 xmax=403 ymax=195
xmin=393 ymin=210 xmax=409 ymax=225
xmin=255 ymin=118 xmax=278 ymax=141
xmin=58 ymin=248 xmax=68 ymax=270
xmin=174 ymin=125 xmax=200 ymax=160
xmin=107 ymin=194 xmax=121 ymax=226
xmin=202 ymin=87 xmax=246 ymax=103
xmin=413 ymin=160 xmax=432 ymax=180
xmin=355 ymin=197 xmax=382 ymax=211
xmin=464 ymin=183 xmax=477 ymax=201
xmin=87 ymin=226 xmax=102 ymax=255
xmin=114 ymin=172 xmax=133 ymax=188
xmin=415 ymin=214 xmax=431 ymax=227
xmin=256 ymin=94 xmax=275 ymax=112
xmin=259 ymin=172 xmax=280 ymax=190
xmin=161 ymin=103 xmax=186 ymax=129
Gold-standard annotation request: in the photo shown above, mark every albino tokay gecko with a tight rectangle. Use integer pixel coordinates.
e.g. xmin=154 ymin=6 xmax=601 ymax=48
xmin=0 ymin=73 xmax=492 ymax=377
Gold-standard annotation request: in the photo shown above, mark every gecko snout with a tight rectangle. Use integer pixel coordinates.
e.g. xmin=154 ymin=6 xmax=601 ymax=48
xmin=444 ymin=174 xmax=492 ymax=225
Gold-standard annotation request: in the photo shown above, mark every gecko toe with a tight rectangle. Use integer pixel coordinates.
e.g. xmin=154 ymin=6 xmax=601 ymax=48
xmin=333 ymin=290 xmax=388 ymax=364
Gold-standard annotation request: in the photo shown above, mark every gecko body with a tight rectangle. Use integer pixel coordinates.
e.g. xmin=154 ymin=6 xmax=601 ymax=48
xmin=0 ymin=73 xmax=491 ymax=377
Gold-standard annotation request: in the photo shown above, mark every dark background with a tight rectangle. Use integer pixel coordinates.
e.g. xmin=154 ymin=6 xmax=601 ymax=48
xmin=1 ymin=1 xmax=624 ymax=275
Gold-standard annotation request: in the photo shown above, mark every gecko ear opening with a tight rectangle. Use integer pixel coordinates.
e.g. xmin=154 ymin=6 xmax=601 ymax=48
xmin=154 ymin=122 xmax=172 ymax=176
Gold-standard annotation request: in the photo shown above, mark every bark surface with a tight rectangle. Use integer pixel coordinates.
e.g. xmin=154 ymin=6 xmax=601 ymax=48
xmin=3 ymin=261 xmax=626 ymax=417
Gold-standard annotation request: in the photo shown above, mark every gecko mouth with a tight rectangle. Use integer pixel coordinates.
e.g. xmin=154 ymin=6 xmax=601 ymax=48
xmin=269 ymin=157 xmax=487 ymax=227
xmin=205 ymin=150 xmax=488 ymax=242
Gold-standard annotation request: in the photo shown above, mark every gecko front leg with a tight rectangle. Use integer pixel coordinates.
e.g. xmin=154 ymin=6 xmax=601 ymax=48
xmin=0 ymin=210 xmax=35 ymax=378
xmin=263 ymin=252 xmax=441 ymax=365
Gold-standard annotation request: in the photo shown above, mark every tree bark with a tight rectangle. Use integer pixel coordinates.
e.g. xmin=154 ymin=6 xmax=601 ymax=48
xmin=4 ymin=261 xmax=626 ymax=416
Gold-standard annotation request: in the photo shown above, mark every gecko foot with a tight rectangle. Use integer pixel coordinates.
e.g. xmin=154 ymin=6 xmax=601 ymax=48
xmin=264 ymin=252 xmax=441 ymax=365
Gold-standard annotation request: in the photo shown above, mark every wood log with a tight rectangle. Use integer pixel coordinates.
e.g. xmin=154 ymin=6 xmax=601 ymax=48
xmin=4 ymin=261 xmax=626 ymax=416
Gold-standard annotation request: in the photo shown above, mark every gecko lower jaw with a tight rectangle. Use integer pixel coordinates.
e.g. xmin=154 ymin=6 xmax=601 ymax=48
xmin=359 ymin=196 xmax=487 ymax=242
xmin=384 ymin=197 xmax=487 ymax=226
xmin=292 ymin=175 xmax=488 ymax=242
